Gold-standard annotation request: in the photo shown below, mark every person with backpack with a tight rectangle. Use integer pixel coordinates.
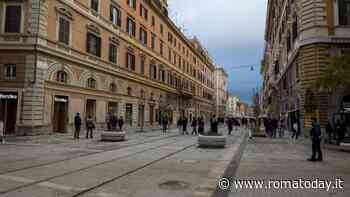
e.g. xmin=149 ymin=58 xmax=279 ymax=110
xmin=307 ymin=118 xmax=323 ymax=162
xmin=86 ymin=115 xmax=95 ymax=139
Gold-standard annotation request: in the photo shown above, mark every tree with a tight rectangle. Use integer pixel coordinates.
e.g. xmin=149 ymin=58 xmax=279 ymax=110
xmin=317 ymin=55 xmax=350 ymax=92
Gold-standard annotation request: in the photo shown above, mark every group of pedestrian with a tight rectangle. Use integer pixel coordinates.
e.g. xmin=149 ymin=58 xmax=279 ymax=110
xmin=74 ymin=112 xmax=95 ymax=139
xmin=177 ymin=116 xmax=205 ymax=135
xmin=325 ymin=119 xmax=348 ymax=145
xmin=106 ymin=113 xmax=124 ymax=131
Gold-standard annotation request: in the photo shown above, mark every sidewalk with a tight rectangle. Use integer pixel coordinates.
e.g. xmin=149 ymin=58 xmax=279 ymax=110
xmin=229 ymin=135 xmax=350 ymax=197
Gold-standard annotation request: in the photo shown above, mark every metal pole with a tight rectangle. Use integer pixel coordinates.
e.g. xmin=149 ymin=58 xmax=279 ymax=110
xmin=2 ymin=99 xmax=8 ymax=144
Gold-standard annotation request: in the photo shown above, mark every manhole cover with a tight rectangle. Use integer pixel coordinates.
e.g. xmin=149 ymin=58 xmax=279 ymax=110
xmin=180 ymin=159 xmax=199 ymax=164
xmin=159 ymin=180 xmax=190 ymax=190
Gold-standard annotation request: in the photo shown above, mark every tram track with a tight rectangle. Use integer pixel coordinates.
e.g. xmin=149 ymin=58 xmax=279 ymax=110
xmin=0 ymin=131 xmax=179 ymax=175
xmin=0 ymin=134 xmax=187 ymax=195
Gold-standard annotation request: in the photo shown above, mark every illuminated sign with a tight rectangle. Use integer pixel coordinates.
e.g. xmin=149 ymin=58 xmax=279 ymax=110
xmin=0 ymin=94 xmax=17 ymax=100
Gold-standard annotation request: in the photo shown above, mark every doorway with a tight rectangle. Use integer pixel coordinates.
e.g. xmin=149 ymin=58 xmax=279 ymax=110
xmin=149 ymin=105 xmax=154 ymax=126
xmin=125 ymin=103 xmax=133 ymax=126
xmin=53 ymin=96 xmax=68 ymax=133
xmin=86 ymin=99 xmax=96 ymax=119
xmin=0 ymin=93 xmax=18 ymax=135
xmin=138 ymin=104 xmax=145 ymax=127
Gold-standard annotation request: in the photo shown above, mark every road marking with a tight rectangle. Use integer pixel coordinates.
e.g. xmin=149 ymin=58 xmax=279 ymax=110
xmin=0 ymin=175 xmax=34 ymax=183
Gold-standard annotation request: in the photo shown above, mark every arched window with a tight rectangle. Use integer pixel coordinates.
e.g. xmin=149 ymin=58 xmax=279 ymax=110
xmin=87 ymin=78 xmax=96 ymax=89
xmin=110 ymin=83 xmax=117 ymax=92
xmin=56 ymin=71 xmax=68 ymax=83
xmin=127 ymin=87 xmax=132 ymax=96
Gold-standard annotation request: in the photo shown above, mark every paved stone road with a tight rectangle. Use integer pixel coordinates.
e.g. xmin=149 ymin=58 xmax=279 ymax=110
xmin=0 ymin=127 xmax=246 ymax=197
xmin=229 ymin=136 xmax=350 ymax=197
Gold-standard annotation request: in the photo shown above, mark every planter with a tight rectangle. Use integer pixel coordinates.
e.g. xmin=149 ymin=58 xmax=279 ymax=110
xmin=198 ymin=134 xmax=226 ymax=148
xmin=101 ymin=131 xmax=126 ymax=142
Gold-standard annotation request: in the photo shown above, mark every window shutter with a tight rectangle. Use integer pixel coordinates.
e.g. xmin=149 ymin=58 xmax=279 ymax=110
xmin=86 ymin=33 xmax=91 ymax=53
xmin=97 ymin=37 xmax=101 ymax=57
xmin=117 ymin=10 xmax=122 ymax=26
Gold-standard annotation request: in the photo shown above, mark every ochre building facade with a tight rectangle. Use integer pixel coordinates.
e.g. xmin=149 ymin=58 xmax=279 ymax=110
xmin=0 ymin=0 xmax=216 ymax=135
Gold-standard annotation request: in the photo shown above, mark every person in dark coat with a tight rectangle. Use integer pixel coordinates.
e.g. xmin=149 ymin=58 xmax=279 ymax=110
xmin=227 ymin=118 xmax=233 ymax=135
xmin=308 ymin=118 xmax=323 ymax=162
xmin=162 ymin=115 xmax=169 ymax=133
xmin=211 ymin=115 xmax=218 ymax=134
xmin=182 ymin=116 xmax=188 ymax=135
xmin=86 ymin=115 xmax=95 ymax=139
xmin=325 ymin=121 xmax=333 ymax=144
xmin=191 ymin=117 xmax=198 ymax=135
xmin=74 ymin=113 xmax=82 ymax=139
xmin=118 ymin=116 xmax=124 ymax=131
xmin=177 ymin=117 xmax=183 ymax=134
xmin=198 ymin=117 xmax=205 ymax=135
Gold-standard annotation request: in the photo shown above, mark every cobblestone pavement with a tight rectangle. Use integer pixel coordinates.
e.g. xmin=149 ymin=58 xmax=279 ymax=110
xmin=0 ymin=127 xmax=245 ymax=197
xmin=229 ymin=135 xmax=350 ymax=197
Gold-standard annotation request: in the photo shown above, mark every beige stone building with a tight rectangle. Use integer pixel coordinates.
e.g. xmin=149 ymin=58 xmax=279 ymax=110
xmin=262 ymin=0 xmax=350 ymax=132
xmin=214 ymin=67 xmax=228 ymax=119
xmin=0 ymin=0 xmax=216 ymax=135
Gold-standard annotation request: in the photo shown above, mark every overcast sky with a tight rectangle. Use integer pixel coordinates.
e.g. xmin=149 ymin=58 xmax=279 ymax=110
xmin=169 ymin=0 xmax=267 ymax=104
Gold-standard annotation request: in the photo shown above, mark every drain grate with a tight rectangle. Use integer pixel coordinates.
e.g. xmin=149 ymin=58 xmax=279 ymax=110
xmin=159 ymin=180 xmax=190 ymax=190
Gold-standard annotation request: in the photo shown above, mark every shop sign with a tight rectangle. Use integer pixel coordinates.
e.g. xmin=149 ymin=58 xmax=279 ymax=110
xmin=54 ymin=97 xmax=68 ymax=103
xmin=0 ymin=94 xmax=17 ymax=100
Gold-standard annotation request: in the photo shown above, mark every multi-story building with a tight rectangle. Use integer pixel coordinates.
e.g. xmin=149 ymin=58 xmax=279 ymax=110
xmin=262 ymin=0 xmax=350 ymax=132
xmin=227 ymin=96 xmax=240 ymax=117
xmin=214 ymin=67 xmax=228 ymax=119
xmin=0 ymin=0 xmax=216 ymax=135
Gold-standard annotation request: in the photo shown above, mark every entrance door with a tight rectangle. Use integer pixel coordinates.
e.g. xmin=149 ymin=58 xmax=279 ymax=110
xmin=0 ymin=94 xmax=18 ymax=134
xmin=53 ymin=96 xmax=68 ymax=133
xmin=125 ymin=104 xmax=133 ymax=126
xmin=149 ymin=105 xmax=154 ymax=126
xmin=86 ymin=100 xmax=96 ymax=119
xmin=138 ymin=105 xmax=145 ymax=127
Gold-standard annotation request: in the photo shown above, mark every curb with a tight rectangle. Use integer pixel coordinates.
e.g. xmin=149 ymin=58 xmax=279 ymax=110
xmin=191 ymin=130 xmax=248 ymax=197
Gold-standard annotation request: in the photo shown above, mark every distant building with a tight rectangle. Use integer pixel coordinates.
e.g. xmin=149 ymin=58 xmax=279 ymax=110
xmin=214 ymin=67 xmax=229 ymax=119
xmin=227 ymin=96 xmax=241 ymax=117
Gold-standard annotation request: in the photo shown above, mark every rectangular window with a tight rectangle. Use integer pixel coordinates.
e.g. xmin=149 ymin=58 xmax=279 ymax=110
xmin=151 ymin=33 xmax=156 ymax=50
xmin=86 ymin=32 xmax=101 ymax=57
xmin=140 ymin=28 xmax=148 ymax=45
xmin=4 ymin=64 xmax=16 ymax=80
xmin=109 ymin=44 xmax=117 ymax=63
xmin=90 ymin=0 xmax=99 ymax=12
xmin=160 ymin=69 xmax=166 ymax=82
xmin=150 ymin=64 xmax=157 ymax=80
xmin=168 ymin=48 xmax=171 ymax=62
xmin=126 ymin=52 xmax=135 ymax=70
xmin=140 ymin=57 xmax=145 ymax=75
xmin=127 ymin=17 xmax=136 ymax=37
xmin=127 ymin=0 xmax=136 ymax=9
xmin=151 ymin=16 xmax=155 ymax=26
xmin=4 ymin=5 xmax=22 ymax=33
xmin=58 ymin=17 xmax=70 ymax=45
xmin=110 ymin=5 xmax=122 ymax=27
xmin=168 ymin=32 xmax=173 ymax=43
xmin=339 ymin=0 xmax=350 ymax=25
xmin=160 ymin=41 xmax=164 ymax=56
xmin=160 ymin=24 xmax=164 ymax=35
xmin=140 ymin=5 xmax=148 ymax=20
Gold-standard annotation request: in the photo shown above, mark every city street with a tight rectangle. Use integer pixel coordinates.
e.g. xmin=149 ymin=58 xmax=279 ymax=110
xmin=0 ymin=128 xmax=246 ymax=197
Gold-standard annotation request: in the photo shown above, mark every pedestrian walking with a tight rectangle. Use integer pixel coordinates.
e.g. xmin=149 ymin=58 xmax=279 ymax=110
xmin=291 ymin=121 xmax=299 ymax=140
xmin=211 ymin=115 xmax=218 ymax=134
xmin=182 ymin=116 xmax=188 ymax=135
xmin=86 ymin=115 xmax=95 ymax=139
xmin=162 ymin=115 xmax=168 ymax=133
xmin=177 ymin=117 xmax=183 ymax=134
xmin=191 ymin=117 xmax=198 ymax=135
xmin=198 ymin=117 xmax=205 ymax=135
xmin=307 ymin=118 xmax=323 ymax=162
xmin=74 ymin=112 xmax=82 ymax=139
xmin=325 ymin=121 xmax=333 ymax=144
xmin=278 ymin=120 xmax=284 ymax=138
xmin=227 ymin=118 xmax=233 ymax=135
xmin=118 ymin=116 xmax=124 ymax=131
